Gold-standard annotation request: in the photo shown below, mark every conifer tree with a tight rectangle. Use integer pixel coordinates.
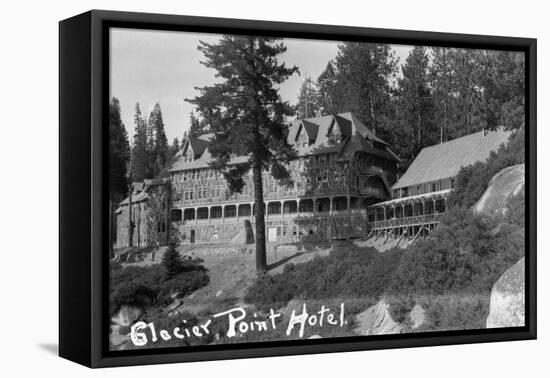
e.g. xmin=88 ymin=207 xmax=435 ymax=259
xmin=330 ymin=43 xmax=398 ymax=137
xmin=430 ymin=47 xmax=456 ymax=143
xmin=189 ymin=111 xmax=207 ymax=138
xmin=187 ymin=36 xmax=298 ymax=273
xmin=109 ymin=97 xmax=130 ymax=256
xmin=149 ymin=103 xmax=169 ymax=176
xmin=162 ymin=240 xmax=183 ymax=278
xmin=296 ymin=76 xmax=321 ymax=119
xmin=316 ymin=61 xmax=339 ymax=115
xmin=397 ymin=46 xmax=437 ymax=163
xmin=109 ymin=97 xmax=130 ymax=201
xmin=131 ymin=103 xmax=150 ymax=181
xmin=170 ymin=137 xmax=180 ymax=159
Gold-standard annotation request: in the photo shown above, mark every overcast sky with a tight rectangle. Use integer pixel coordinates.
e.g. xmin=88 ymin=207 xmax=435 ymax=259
xmin=110 ymin=28 xmax=413 ymax=142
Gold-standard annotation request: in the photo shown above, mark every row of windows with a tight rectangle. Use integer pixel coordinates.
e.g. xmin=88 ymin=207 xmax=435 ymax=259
xmin=393 ymin=178 xmax=456 ymax=199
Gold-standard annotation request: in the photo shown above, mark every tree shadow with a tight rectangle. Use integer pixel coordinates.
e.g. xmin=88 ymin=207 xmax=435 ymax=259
xmin=267 ymin=252 xmax=303 ymax=271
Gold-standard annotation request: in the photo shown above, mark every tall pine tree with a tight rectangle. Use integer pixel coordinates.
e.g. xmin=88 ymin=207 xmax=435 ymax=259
xmin=430 ymin=47 xmax=456 ymax=143
xmin=131 ymin=103 xmax=150 ymax=181
xmin=187 ymin=36 xmax=298 ymax=273
xmin=316 ymin=61 xmax=339 ymax=115
xmin=109 ymin=97 xmax=130 ymax=201
xmin=397 ymin=46 xmax=437 ymax=164
xmin=109 ymin=97 xmax=130 ymax=256
xmin=149 ymin=103 xmax=169 ymax=176
xmin=189 ymin=111 xmax=207 ymax=138
xmin=329 ymin=43 xmax=398 ymax=139
xmin=295 ymin=76 xmax=321 ymax=119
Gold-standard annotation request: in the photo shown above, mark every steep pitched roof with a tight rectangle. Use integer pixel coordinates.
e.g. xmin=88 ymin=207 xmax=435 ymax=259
xmin=169 ymin=112 xmax=399 ymax=172
xmin=301 ymin=120 xmax=319 ymax=141
xmin=116 ymin=178 xmax=169 ymax=207
xmin=392 ymin=128 xmax=513 ymax=190
xmin=187 ymin=134 xmax=212 ymax=157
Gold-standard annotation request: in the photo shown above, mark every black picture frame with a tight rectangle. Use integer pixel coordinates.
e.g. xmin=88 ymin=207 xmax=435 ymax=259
xmin=59 ymin=9 xmax=537 ymax=368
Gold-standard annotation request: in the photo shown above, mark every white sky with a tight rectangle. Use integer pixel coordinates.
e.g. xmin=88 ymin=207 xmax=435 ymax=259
xmin=110 ymin=28 xmax=413 ymax=142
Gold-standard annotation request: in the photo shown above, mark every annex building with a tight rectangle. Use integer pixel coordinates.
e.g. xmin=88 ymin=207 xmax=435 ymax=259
xmin=366 ymin=128 xmax=512 ymax=246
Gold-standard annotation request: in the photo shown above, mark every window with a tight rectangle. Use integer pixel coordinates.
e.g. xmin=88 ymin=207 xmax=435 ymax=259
xmin=450 ymin=178 xmax=456 ymax=189
xmin=170 ymin=209 xmax=182 ymax=222
xmin=292 ymin=226 xmax=297 ymax=236
xmin=161 ymin=223 xmax=166 ymax=233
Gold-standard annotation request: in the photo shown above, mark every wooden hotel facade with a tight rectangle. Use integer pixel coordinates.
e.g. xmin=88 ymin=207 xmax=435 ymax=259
xmin=366 ymin=128 xmax=512 ymax=245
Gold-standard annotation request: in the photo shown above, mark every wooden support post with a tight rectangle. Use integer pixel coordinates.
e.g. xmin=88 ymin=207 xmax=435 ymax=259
xmin=411 ymin=225 xmax=425 ymax=245
xmin=383 ymin=228 xmax=394 ymax=244
xmin=395 ymin=229 xmax=405 ymax=247
xmin=366 ymin=229 xmax=374 ymax=240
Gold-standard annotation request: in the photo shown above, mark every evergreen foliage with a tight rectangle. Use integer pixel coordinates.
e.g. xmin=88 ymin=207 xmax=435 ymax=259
xmin=108 ymin=97 xmax=130 ymax=201
xmin=131 ymin=103 xmax=150 ymax=181
xmin=187 ymin=36 xmax=299 ymax=273
xmin=295 ymin=76 xmax=321 ymax=119
xmin=310 ymin=45 xmax=525 ymax=172
xmin=161 ymin=241 xmax=184 ymax=278
xmin=148 ymin=103 xmax=169 ymax=177
xmin=188 ymin=111 xmax=207 ymax=138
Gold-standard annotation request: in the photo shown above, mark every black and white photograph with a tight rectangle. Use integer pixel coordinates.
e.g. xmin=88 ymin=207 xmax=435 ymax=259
xmin=107 ymin=27 xmax=527 ymax=351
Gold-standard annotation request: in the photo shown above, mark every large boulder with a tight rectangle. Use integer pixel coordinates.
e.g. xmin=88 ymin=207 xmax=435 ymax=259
xmin=486 ymin=258 xmax=525 ymax=328
xmin=355 ymin=299 xmax=403 ymax=335
xmin=475 ymin=164 xmax=524 ymax=216
xmin=111 ymin=305 xmax=142 ymax=327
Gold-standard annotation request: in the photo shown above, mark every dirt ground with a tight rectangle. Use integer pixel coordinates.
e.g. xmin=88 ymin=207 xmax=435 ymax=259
xmin=117 ymin=241 xmax=336 ymax=312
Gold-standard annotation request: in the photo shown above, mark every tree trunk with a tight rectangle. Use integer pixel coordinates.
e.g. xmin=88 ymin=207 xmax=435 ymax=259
xmin=253 ymin=163 xmax=267 ymax=274
xmin=128 ymin=188 xmax=133 ymax=247
xmin=369 ymin=93 xmax=376 ymax=135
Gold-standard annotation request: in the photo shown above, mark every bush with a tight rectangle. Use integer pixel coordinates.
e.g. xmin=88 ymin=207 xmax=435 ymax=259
xmin=162 ymin=241 xmax=184 ymax=278
xmin=448 ymin=127 xmax=525 ymax=209
xmin=386 ymin=197 xmax=525 ymax=330
xmin=109 ymin=259 xmax=209 ymax=315
xmin=245 ymin=243 xmax=403 ymax=310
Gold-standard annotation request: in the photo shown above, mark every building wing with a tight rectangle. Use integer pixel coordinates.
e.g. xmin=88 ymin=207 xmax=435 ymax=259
xmin=392 ymin=128 xmax=513 ymax=190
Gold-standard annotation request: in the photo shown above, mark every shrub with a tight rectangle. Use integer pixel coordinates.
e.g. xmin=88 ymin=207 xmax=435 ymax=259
xmin=162 ymin=241 xmax=184 ymax=278
xmin=109 ymin=259 xmax=209 ymax=315
xmin=245 ymin=242 xmax=402 ymax=310
xmin=448 ymin=127 xmax=524 ymax=209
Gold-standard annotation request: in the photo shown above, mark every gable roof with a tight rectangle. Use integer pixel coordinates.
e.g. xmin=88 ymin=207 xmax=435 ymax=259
xmin=300 ymin=120 xmax=319 ymax=141
xmin=392 ymin=128 xmax=513 ymax=190
xmin=169 ymin=112 xmax=399 ymax=172
xmin=186 ymin=134 xmax=212 ymax=157
xmin=116 ymin=178 xmax=169 ymax=208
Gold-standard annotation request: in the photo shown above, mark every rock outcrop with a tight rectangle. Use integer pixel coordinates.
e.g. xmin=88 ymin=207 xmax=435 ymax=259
xmin=355 ymin=299 xmax=403 ymax=335
xmin=475 ymin=164 xmax=524 ymax=216
xmin=111 ymin=305 xmax=142 ymax=327
xmin=486 ymin=257 xmax=525 ymax=328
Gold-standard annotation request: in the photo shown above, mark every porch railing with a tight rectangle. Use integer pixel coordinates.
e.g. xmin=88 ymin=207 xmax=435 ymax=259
xmin=369 ymin=213 xmax=444 ymax=230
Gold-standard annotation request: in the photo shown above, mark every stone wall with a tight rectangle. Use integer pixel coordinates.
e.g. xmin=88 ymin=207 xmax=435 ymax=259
xmin=173 ymin=213 xmax=367 ymax=244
